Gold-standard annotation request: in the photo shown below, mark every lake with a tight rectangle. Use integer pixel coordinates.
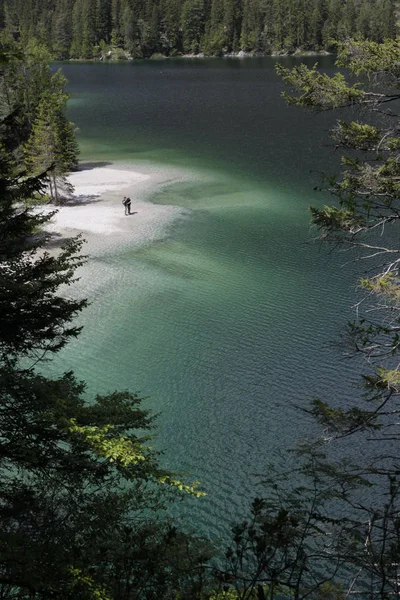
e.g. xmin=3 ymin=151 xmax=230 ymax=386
xmin=53 ymin=56 xmax=361 ymax=537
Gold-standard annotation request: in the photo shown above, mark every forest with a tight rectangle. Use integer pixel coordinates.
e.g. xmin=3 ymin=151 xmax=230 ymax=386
xmin=0 ymin=0 xmax=397 ymax=59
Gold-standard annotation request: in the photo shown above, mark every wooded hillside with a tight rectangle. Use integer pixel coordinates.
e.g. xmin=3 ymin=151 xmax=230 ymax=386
xmin=0 ymin=0 xmax=397 ymax=59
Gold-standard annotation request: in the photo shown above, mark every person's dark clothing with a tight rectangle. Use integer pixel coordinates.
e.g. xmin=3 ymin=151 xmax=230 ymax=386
xmin=123 ymin=197 xmax=132 ymax=215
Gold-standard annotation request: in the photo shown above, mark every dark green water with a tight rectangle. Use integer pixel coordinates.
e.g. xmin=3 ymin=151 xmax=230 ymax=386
xmin=53 ymin=57 xmax=361 ymax=536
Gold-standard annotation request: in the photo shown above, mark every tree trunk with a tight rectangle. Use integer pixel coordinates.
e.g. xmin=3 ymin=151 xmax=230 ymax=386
xmin=52 ymin=173 xmax=59 ymax=205
xmin=48 ymin=176 xmax=54 ymax=201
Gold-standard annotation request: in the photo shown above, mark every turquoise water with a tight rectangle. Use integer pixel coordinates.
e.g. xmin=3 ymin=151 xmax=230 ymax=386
xmin=52 ymin=57 xmax=360 ymax=536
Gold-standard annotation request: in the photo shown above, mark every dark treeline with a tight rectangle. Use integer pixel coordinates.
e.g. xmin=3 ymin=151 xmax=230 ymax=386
xmin=0 ymin=0 xmax=397 ymax=59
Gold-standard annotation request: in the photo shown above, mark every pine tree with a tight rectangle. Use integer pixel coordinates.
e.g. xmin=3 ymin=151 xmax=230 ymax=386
xmin=159 ymin=0 xmax=182 ymax=55
xmin=270 ymin=0 xmax=286 ymax=50
xmin=96 ymin=0 xmax=112 ymax=45
xmin=120 ymin=3 xmax=136 ymax=55
xmin=111 ymin=0 xmax=122 ymax=46
xmin=356 ymin=0 xmax=373 ymax=38
xmin=181 ymin=0 xmax=206 ymax=54
xmin=321 ymin=0 xmax=340 ymax=49
xmin=24 ymin=88 xmax=78 ymax=203
xmin=308 ymin=0 xmax=324 ymax=48
xmin=52 ymin=0 xmax=73 ymax=58
xmin=0 ymin=38 xmax=79 ymax=202
xmin=70 ymin=0 xmax=84 ymax=57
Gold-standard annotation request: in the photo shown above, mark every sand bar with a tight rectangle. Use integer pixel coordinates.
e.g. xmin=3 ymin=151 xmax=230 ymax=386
xmin=42 ymin=164 xmax=188 ymax=249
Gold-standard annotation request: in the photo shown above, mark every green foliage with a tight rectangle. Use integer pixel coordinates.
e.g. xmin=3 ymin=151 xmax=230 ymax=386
xmin=277 ymin=63 xmax=364 ymax=110
xmin=333 ymin=120 xmax=381 ymax=150
xmin=310 ymin=398 xmax=380 ymax=434
xmin=24 ymin=93 xmax=75 ymax=202
xmin=309 ymin=204 xmax=365 ymax=234
xmin=68 ymin=568 xmax=111 ymax=600
xmin=203 ymin=24 xmax=227 ymax=56
xmin=335 ymin=37 xmax=400 ymax=79
xmin=0 ymin=158 xmax=87 ymax=363
xmin=0 ymin=0 xmax=397 ymax=59
xmin=181 ymin=0 xmax=206 ymax=54
xmin=360 ymin=273 xmax=400 ymax=303
xmin=0 ymin=37 xmax=79 ymax=203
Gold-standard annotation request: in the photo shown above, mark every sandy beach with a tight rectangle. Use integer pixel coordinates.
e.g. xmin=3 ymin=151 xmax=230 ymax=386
xmin=42 ymin=163 xmax=188 ymax=251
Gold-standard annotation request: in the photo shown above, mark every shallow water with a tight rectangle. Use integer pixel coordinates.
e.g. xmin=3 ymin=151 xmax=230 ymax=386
xmin=50 ymin=57 xmax=362 ymax=536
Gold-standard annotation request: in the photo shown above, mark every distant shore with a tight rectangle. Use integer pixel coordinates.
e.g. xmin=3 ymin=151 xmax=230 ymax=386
xmin=65 ymin=49 xmax=332 ymax=63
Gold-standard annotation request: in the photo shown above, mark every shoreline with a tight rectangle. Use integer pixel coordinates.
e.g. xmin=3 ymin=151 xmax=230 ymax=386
xmin=62 ymin=50 xmax=333 ymax=63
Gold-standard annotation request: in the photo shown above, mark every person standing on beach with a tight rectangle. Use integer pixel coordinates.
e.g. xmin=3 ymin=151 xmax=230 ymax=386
xmin=122 ymin=196 xmax=131 ymax=215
